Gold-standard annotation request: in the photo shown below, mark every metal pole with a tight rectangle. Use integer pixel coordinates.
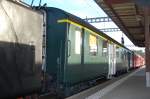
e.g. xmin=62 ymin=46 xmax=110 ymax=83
xmin=39 ymin=0 xmax=42 ymax=6
xmin=144 ymin=6 xmax=150 ymax=87
xmin=31 ymin=0 xmax=35 ymax=6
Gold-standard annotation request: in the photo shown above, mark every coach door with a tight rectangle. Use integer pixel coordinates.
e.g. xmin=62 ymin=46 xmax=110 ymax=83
xmin=67 ymin=24 xmax=82 ymax=65
xmin=108 ymin=43 xmax=116 ymax=78
xmin=66 ymin=24 xmax=83 ymax=83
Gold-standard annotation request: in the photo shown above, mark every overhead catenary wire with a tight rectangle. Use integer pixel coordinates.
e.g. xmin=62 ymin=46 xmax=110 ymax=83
xmin=83 ymin=0 xmax=129 ymax=46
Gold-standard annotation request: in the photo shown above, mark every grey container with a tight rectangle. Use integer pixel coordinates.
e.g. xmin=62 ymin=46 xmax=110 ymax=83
xmin=0 ymin=0 xmax=43 ymax=98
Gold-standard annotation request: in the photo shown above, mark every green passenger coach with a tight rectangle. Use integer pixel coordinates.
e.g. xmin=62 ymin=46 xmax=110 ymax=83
xmin=41 ymin=7 xmax=132 ymax=97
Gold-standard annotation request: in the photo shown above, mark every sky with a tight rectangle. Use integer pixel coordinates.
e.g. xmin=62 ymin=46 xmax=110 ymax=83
xmin=23 ymin=0 xmax=144 ymax=51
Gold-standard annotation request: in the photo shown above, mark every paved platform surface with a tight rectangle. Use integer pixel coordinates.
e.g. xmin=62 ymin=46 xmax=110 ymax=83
xmin=67 ymin=67 xmax=150 ymax=99
xmin=101 ymin=67 xmax=150 ymax=99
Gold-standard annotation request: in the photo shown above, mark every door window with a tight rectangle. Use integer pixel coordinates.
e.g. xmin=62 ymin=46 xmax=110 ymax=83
xmin=89 ymin=34 xmax=98 ymax=56
xmin=75 ymin=30 xmax=81 ymax=54
xmin=102 ymin=40 xmax=108 ymax=56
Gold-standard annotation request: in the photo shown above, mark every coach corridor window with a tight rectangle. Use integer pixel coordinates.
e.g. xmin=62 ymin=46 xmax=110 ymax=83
xmin=75 ymin=30 xmax=81 ymax=54
xmin=89 ymin=34 xmax=98 ymax=56
xmin=102 ymin=40 xmax=107 ymax=56
xmin=116 ymin=46 xmax=120 ymax=58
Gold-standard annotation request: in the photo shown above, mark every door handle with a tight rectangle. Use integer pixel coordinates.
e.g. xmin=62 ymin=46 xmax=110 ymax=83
xmin=68 ymin=40 xmax=71 ymax=57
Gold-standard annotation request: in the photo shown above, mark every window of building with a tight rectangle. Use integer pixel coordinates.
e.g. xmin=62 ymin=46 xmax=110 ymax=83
xmin=89 ymin=34 xmax=98 ymax=56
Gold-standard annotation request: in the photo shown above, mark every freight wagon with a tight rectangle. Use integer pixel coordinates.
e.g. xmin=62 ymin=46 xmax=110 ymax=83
xmin=0 ymin=0 xmax=43 ymax=98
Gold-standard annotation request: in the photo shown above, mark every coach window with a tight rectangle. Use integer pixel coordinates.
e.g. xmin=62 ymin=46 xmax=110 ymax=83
xmin=102 ymin=40 xmax=107 ymax=56
xmin=120 ymin=49 xmax=123 ymax=58
xmin=89 ymin=34 xmax=98 ymax=56
xmin=75 ymin=30 xmax=81 ymax=54
xmin=123 ymin=50 xmax=126 ymax=59
xmin=116 ymin=46 xmax=120 ymax=58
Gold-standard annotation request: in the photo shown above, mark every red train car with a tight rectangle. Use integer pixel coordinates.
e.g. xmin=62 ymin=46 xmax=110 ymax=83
xmin=133 ymin=54 xmax=145 ymax=68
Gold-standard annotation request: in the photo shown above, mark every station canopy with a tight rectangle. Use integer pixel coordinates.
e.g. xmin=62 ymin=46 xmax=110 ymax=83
xmin=95 ymin=0 xmax=150 ymax=47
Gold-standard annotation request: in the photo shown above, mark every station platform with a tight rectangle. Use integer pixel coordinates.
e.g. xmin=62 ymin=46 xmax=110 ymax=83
xmin=67 ymin=66 xmax=150 ymax=99
xmin=100 ymin=67 xmax=150 ymax=99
